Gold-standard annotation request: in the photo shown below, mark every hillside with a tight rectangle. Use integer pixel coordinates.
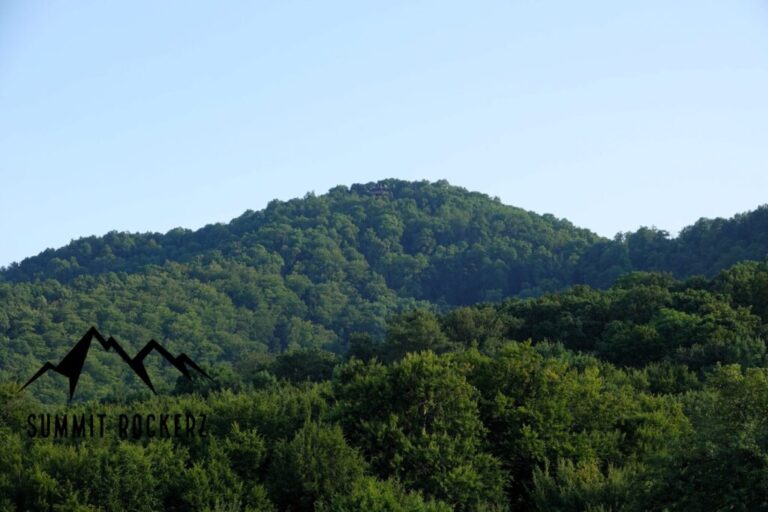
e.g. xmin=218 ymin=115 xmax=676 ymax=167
xmin=1 ymin=179 xmax=767 ymax=402
xmin=1 ymin=180 xmax=601 ymax=302
xmin=575 ymin=205 xmax=768 ymax=286
xmin=4 ymin=180 xmax=768 ymax=510
xmin=5 ymin=243 xmax=768 ymax=509
xmin=0 ymin=180 xmax=602 ymax=400
xmin=4 ymin=180 xmax=767 ymax=296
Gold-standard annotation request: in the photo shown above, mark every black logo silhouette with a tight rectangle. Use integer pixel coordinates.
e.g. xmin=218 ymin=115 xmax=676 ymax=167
xmin=21 ymin=327 xmax=212 ymax=400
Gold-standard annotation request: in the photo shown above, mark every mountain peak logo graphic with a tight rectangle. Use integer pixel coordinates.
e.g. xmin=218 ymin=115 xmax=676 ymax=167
xmin=21 ymin=327 xmax=212 ymax=400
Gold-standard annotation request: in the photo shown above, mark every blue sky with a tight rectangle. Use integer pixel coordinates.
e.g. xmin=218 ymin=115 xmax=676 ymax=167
xmin=1 ymin=1 xmax=767 ymax=267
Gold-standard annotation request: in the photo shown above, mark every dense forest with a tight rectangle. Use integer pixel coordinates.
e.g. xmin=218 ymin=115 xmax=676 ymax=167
xmin=5 ymin=180 xmax=768 ymax=296
xmin=2 ymin=180 xmax=768 ymax=401
xmin=2 ymin=180 xmax=768 ymax=510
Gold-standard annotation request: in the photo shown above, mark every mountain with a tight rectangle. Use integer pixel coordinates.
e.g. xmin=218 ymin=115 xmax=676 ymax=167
xmin=1 ymin=179 xmax=767 ymax=401
xmin=0 ymin=179 xmax=601 ymax=302
xmin=3 ymin=180 xmax=767 ymax=296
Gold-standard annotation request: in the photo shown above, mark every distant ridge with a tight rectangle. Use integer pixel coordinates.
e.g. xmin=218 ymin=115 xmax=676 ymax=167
xmin=2 ymin=180 xmax=767 ymax=296
xmin=20 ymin=326 xmax=211 ymax=400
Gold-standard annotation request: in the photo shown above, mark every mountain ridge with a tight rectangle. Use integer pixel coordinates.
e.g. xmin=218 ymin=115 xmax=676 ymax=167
xmin=2 ymin=179 xmax=766 ymax=294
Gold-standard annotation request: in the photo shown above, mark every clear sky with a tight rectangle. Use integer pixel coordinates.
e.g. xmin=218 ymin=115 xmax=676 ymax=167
xmin=1 ymin=1 xmax=767 ymax=267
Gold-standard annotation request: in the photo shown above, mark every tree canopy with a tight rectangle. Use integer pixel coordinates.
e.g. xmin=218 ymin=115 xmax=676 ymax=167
xmin=3 ymin=180 xmax=768 ymax=510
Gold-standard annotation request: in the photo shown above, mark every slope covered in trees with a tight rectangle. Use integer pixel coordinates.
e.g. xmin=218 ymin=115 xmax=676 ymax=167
xmin=575 ymin=205 xmax=768 ymax=287
xmin=1 ymin=180 xmax=767 ymax=402
xmin=4 ymin=261 xmax=768 ymax=510
xmin=3 ymin=179 xmax=768 ymax=510
xmin=3 ymin=179 xmax=767 ymax=295
xmin=1 ymin=180 xmax=602 ymax=302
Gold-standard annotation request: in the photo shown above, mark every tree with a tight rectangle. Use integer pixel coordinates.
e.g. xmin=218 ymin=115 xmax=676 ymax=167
xmin=268 ymin=422 xmax=366 ymax=511
xmin=381 ymin=310 xmax=456 ymax=362
xmin=334 ymin=352 xmax=506 ymax=510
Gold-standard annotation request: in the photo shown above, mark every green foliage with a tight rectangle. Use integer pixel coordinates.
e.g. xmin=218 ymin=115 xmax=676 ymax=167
xmin=316 ymin=477 xmax=452 ymax=512
xmin=268 ymin=422 xmax=366 ymax=511
xmin=500 ymin=271 xmax=767 ymax=370
xmin=2 ymin=182 xmax=768 ymax=403
xmin=380 ymin=310 xmax=456 ymax=362
xmin=458 ymin=342 xmax=689 ymax=509
xmin=3 ymin=181 xmax=768 ymax=510
xmin=531 ymin=460 xmax=640 ymax=512
xmin=271 ymin=348 xmax=340 ymax=383
xmin=335 ymin=352 xmax=507 ymax=510
xmin=642 ymin=365 xmax=768 ymax=511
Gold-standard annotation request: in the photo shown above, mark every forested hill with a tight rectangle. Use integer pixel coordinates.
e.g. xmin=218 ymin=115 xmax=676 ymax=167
xmin=1 ymin=179 xmax=602 ymax=302
xmin=0 ymin=179 xmax=610 ymax=401
xmin=575 ymin=205 xmax=768 ymax=287
xmin=3 ymin=179 xmax=767 ymax=297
